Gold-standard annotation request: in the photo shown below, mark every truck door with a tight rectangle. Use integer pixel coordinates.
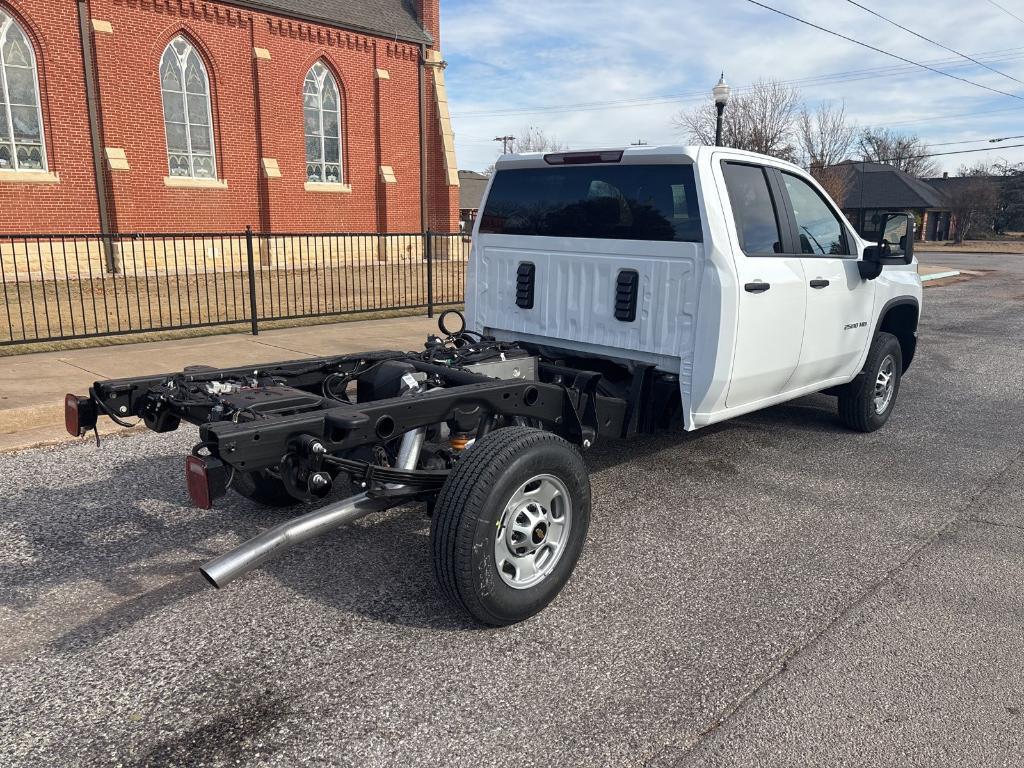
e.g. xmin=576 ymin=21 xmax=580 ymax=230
xmin=720 ymin=161 xmax=808 ymax=408
xmin=773 ymin=170 xmax=875 ymax=389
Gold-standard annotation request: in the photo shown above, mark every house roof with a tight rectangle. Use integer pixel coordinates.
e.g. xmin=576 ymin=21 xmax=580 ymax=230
xmin=240 ymin=0 xmax=431 ymax=44
xmin=458 ymin=170 xmax=489 ymax=211
xmin=838 ymin=161 xmax=948 ymax=210
xmin=923 ymin=174 xmax=1007 ymax=198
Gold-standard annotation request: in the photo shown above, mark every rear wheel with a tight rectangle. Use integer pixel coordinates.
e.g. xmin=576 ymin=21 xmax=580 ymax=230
xmin=431 ymin=427 xmax=590 ymax=626
xmin=838 ymin=332 xmax=903 ymax=432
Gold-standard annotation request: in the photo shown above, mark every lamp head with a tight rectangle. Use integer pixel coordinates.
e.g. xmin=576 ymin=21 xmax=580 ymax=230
xmin=713 ymin=73 xmax=731 ymax=107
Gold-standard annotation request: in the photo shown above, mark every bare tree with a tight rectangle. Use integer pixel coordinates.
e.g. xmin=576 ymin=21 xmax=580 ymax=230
xmin=857 ymin=127 xmax=940 ymax=177
xmin=947 ymin=162 xmax=1001 ymax=243
xmin=798 ymin=102 xmax=856 ymax=166
xmin=485 ymin=126 xmax=567 ymax=173
xmin=992 ymin=160 xmax=1024 ymax=232
xmin=672 ymin=79 xmax=801 ymax=162
xmin=511 ymin=125 xmax=566 ymax=154
xmin=798 ymin=102 xmax=856 ymax=204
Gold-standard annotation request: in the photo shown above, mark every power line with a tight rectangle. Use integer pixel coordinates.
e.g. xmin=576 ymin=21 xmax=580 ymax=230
xmin=817 ymin=142 xmax=1024 ymax=170
xmin=985 ymin=0 xmax=1024 ymax=25
xmin=450 ymin=47 xmax=1024 ymax=119
xmin=843 ymin=0 xmax=1024 ymax=86
xmin=458 ymin=132 xmax=1024 ymax=164
xmin=745 ymin=0 xmax=1024 ymax=102
xmin=884 ymin=103 xmax=1024 ymax=127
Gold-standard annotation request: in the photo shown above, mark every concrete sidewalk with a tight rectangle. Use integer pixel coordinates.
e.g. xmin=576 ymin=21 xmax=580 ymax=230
xmin=0 ymin=314 xmax=439 ymax=452
xmin=0 ymin=264 xmax=973 ymax=452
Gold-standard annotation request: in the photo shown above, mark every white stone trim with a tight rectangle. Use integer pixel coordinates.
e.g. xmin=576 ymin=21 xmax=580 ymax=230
xmin=0 ymin=170 xmax=59 ymax=184
xmin=163 ymin=176 xmax=228 ymax=189
xmin=105 ymin=147 xmax=129 ymax=171
xmin=304 ymin=181 xmax=352 ymax=193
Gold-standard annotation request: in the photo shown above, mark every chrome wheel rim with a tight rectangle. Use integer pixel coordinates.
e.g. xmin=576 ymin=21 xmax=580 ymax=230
xmin=494 ymin=474 xmax=572 ymax=590
xmin=873 ymin=354 xmax=896 ymax=415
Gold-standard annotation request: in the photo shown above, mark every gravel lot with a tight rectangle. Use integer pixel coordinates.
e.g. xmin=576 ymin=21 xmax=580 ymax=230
xmin=1 ymin=253 xmax=1022 ymax=767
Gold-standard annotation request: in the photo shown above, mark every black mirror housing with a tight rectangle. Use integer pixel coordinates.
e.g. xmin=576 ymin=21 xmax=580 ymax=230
xmin=862 ymin=212 xmax=914 ymax=272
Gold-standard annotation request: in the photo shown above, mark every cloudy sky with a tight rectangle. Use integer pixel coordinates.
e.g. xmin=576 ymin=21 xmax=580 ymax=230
xmin=440 ymin=0 xmax=1024 ymax=174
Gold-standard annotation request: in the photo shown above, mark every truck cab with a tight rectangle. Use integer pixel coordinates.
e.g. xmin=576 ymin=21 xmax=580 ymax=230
xmin=466 ymin=145 xmax=922 ymax=432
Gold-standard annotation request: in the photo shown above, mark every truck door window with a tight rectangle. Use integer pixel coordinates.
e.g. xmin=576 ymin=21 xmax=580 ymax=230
xmin=479 ymin=164 xmax=702 ymax=242
xmin=780 ymin=172 xmax=849 ymax=256
xmin=722 ymin=162 xmax=783 ymax=256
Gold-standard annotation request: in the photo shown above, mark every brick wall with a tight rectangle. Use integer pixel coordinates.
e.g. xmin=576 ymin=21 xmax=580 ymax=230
xmin=0 ymin=0 xmax=102 ymax=233
xmin=0 ymin=0 xmax=458 ymax=235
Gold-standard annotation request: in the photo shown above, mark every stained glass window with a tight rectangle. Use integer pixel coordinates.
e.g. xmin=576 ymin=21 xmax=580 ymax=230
xmin=160 ymin=36 xmax=216 ymax=179
xmin=0 ymin=10 xmax=47 ymax=172
xmin=304 ymin=61 xmax=342 ymax=184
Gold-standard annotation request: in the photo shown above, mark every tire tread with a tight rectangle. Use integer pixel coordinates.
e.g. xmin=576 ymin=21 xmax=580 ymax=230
xmin=838 ymin=332 xmax=902 ymax=433
xmin=431 ymin=427 xmax=584 ymax=625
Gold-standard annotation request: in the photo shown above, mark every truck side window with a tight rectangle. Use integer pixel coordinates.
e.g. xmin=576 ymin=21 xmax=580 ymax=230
xmin=780 ymin=172 xmax=849 ymax=256
xmin=722 ymin=162 xmax=783 ymax=256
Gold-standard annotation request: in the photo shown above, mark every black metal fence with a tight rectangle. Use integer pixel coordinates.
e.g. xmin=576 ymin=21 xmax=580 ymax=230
xmin=0 ymin=229 xmax=469 ymax=346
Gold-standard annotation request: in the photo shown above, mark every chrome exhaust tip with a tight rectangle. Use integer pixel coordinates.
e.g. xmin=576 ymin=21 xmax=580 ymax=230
xmin=202 ymin=426 xmax=427 ymax=589
xmin=199 ymin=491 xmax=391 ymax=588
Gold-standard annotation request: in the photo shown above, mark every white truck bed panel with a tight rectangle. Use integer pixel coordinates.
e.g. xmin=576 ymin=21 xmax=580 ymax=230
xmin=468 ymin=236 xmax=704 ymax=374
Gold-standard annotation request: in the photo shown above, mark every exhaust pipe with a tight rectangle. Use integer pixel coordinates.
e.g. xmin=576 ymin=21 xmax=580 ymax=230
xmin=199 ymin=492 xmax=394 ymax=588
xmin=200 ymin=425 xmax=427 ymax=589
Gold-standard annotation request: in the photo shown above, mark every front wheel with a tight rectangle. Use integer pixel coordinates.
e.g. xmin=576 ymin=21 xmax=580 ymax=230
xmin=838 ymin=332 xmax=903 ymax=432
xmin=431 ymin=427 xmax=591 ymax=626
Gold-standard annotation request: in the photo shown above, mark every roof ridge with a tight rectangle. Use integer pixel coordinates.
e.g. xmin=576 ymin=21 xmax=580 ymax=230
xmin=235 ymin=0 xmax=432 ymax=45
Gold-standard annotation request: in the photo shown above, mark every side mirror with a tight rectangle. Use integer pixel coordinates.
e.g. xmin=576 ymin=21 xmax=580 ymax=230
xmin=860 ymin=212 xmax=914 ymax=279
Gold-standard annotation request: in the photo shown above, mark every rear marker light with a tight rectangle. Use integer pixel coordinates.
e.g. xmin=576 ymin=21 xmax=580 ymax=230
xmin=65 ymin=394 xmax=82 ymax=437
xmin=185 ymin=454 xmax=230 ymax=510
xmin=65 ymin=393 xmax=96 ymax=436
xmin=186 ymin=455 xmax=214 ymax=509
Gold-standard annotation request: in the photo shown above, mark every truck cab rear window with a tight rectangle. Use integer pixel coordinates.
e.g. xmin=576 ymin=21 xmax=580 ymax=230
xmin=479 ymin=165 xmax=702 ymax=242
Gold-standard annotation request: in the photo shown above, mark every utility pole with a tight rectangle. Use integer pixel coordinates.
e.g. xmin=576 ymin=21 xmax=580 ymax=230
xmin=494 ymin=135 xmax=515 ymax=154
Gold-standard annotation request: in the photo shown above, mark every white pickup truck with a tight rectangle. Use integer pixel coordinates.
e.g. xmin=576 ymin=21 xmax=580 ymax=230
xmin=468 ymin=144 xmax=922 ymax=434
xmin=70 ymin=145 xmax=922 ymax=626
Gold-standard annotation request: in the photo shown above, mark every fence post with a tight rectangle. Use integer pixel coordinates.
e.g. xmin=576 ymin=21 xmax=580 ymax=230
xmin=424 ymin=230 xmax=434 ymax=318
xmin=246 ymin=226 xmax=259 ymax=336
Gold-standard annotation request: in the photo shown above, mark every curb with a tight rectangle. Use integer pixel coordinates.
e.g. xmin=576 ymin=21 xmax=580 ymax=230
xmin=920 ymin=270 xmax=962 ymax=283
xmin=918 ymin=250 xmax=1022 ymax=256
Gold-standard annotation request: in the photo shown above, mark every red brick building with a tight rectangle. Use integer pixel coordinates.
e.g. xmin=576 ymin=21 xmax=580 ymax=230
xmin=0 ymin=0 xmax=459 ymax=235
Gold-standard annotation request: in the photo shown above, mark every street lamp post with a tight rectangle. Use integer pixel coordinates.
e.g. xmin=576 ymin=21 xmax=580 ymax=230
xmin=713 ymin=73 xmax=730 ymax=147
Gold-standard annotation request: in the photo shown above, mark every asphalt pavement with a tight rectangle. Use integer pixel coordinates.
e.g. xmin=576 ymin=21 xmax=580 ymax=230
xmin=1 ymin=253 xmax=1022 ymax=767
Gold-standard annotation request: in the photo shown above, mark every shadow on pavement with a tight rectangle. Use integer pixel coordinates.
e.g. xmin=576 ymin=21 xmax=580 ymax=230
xmin=3 ymin=394 xmax=850 ymax=649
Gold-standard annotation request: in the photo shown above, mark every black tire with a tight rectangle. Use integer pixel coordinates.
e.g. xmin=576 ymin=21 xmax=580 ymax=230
xmin=431 ymin=427 xmax=591 ymax=626
xmin=838 ymin=332 xmax=903 ymax=432
xmin=231 ymin=469 xmax=297 ymax=508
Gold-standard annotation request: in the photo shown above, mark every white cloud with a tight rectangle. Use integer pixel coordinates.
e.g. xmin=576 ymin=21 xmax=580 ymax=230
xmin=442 ymin=0 xmax=1024 ymax=172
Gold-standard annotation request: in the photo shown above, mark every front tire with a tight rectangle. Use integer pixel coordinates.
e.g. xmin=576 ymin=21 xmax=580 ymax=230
xmin=838 ymin=332 xmax=903 ymax=432
xmin=431 ymin=427 xmax=591 ymax=626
